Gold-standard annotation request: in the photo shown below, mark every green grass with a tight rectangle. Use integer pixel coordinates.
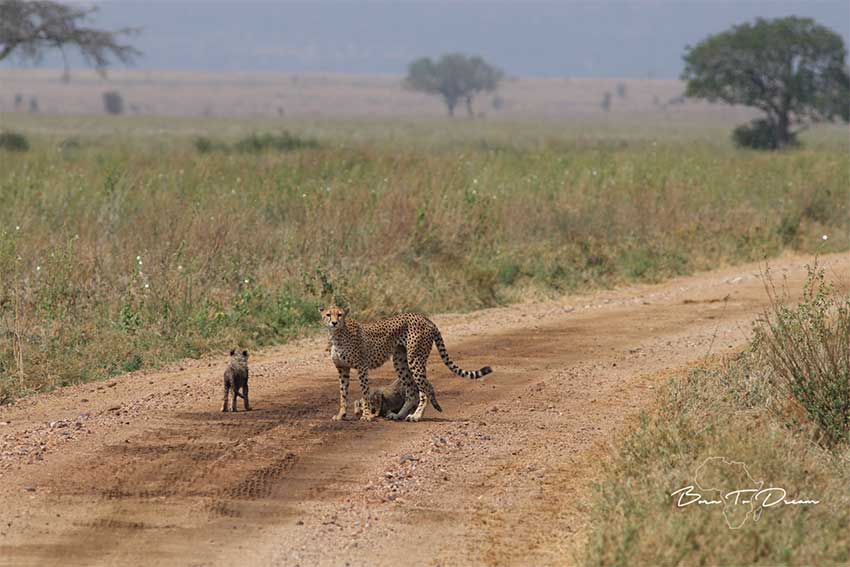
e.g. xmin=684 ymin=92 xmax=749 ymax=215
xmin=583 ymin=266 xmax=850 ymax=565
xmin=195 ymin=131 xmax=320 ymax=154
xmin=0 ymin=114 xmax=848 ymax=402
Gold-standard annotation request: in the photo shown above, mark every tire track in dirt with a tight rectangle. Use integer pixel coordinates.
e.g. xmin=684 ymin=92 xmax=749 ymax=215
xmin=0 ymin=253 xmax=847 ymax=566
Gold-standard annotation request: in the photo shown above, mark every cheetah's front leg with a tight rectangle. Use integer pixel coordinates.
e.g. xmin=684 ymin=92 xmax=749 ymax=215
xmin=358 ymin=367 xmax=377 ymax=421
xmin=222 ymin=382 xmax=231 ymax=412
xmin=332 ymin=367 xmax=350 ymax=421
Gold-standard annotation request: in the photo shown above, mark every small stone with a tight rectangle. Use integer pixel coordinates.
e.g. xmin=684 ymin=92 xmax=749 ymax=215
xmin=24 ymin=486 xmax=35 ymax=492
xmin=296 ymin=520 xmax=304 ymax=525
xmin=399 ymin=454 xmax=419 ymax=464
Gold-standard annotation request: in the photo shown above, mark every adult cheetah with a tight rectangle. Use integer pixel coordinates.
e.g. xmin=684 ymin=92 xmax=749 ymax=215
xmin=320 ymin=305 xmax=492 ymax=422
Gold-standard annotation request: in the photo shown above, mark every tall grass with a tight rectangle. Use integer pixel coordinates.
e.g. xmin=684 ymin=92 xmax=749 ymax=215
xmin=0 ymin=134 xmax=848 ymax=401
xmin=756 ymin=263 xmax=850 ymax=448
xmin=583 ymin=355 xmax=850 ymax=565
xmin=583 ymin=267 xmax=850 ymax=565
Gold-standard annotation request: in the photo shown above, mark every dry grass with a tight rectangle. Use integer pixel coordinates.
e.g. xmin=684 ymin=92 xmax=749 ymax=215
xmin=583 ymin=269 xmax=850 ymax=565
xmin=0 ymin=115 xmax=848 ymax=402
xmin=756 ymin=263 xmax=850 ymax=448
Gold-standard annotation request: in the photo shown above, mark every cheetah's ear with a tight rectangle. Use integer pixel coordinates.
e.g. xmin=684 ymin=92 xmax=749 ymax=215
xmin=242 ymin=350 xmax=249 ymax=357
xmin=230 ymin=349 xmax=235 ymax=356
xmin=342 ymin=306 xmax=350 ymax=316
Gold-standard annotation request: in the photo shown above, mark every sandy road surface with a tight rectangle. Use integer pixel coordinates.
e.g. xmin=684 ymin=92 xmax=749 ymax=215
xmin=0 ymin=253 xmax=847 ymax=567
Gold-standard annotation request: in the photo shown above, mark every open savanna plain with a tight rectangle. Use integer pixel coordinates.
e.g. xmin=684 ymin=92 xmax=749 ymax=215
xmin=0 ymin=104 xmax=848 ymax=565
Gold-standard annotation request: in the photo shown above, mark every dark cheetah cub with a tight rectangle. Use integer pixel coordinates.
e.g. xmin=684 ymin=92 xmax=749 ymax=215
xmin=354 ymin=377 xmax=407 ymax=419
xmin=320 ymin=305 xmax=492 ymax=422
xmin=222 ymin=349 xmax=251 ymax=412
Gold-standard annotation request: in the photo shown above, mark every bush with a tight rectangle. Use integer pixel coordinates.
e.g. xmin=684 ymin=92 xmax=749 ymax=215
xmin=194 ymin=131 xmax=319 ymax=154
xmin=194 ymin=137 xmax=227 ymax=154
xmin=0 ymin=131 xmax=30 ymax=152
xmin=756 ymin=263 xmax=850 ymax=448
xmin=102 ymin=91 xmax=124 ymax=115
xmin=733 ymin=118 xmax=798 ymax=150
xmin=233 ymin=131 xmax=319 ymax=153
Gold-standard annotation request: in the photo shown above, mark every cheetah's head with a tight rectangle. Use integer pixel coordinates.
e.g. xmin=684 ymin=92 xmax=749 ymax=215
xmin=354 ymin=391 xmax=383 ymax=417
xmin=319 ymin=305 xmax=349 ymax=329
xmin=229 ymin=349 xmax=249 ymax=365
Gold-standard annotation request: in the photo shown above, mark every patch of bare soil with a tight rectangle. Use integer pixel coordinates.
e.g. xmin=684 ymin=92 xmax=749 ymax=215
xmin=0 ymin=253 xmax=846 ymax=566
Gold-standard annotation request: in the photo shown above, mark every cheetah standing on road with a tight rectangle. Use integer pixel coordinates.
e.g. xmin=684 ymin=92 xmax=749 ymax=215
xmin=320 ymin=305 xmax=492 ymax=422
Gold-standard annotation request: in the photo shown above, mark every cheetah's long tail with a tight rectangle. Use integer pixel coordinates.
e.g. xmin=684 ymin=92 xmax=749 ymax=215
xmin=434 ymin=331 xmax=492 ymax=379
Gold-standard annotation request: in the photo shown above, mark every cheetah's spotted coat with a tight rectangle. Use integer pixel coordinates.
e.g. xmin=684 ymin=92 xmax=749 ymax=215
xmin=320 ymin=306 xmax=492 ymax=422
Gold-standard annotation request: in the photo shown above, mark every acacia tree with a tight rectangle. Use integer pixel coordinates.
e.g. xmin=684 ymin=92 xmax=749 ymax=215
xmin=682 ymin=17 xmax=849 ymax=149
xmin=0 ymin=0 xmax=139 ymax=81
xmin=405 ymin=53 xmax=503 ymax=117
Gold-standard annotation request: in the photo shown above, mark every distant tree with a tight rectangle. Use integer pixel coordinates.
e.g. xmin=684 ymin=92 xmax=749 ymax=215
xmin=0 ymin=0 xmax=139 ymax=81
xmin=405 ymin=53 xmax=503 ymax=117
xmin=616 ymin=83 xmax=627 ymax=98
xmin=682 ymin=17 xmax=849 ymax=149
xmin=102 ymin=90 xmax=123 ymax=115
xmin=28 ymin=96 xmax=38 ymax=113
xmin=600 ymin=92 xmax=612 ymax=112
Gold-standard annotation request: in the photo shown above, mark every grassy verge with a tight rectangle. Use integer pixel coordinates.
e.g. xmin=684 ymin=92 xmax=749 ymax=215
xmin=583 ymin=265 xmax=850 ymax=565
xmin=1 ymin=124 xmax=848 ymax=402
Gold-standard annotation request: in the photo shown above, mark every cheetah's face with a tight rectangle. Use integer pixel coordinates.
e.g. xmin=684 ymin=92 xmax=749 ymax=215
xmin=319 ymin=305 xmax=349 ymax=329
xmin=354 ymin=393 xmax=382 ymax=417
xmin=229 ymin=349 xmax=249 ymax=364
xmin=368 ymin=391 xmax=383 ymax=415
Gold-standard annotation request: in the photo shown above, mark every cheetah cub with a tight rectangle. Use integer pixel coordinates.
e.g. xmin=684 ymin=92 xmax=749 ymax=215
xmin=320 ymin=305 xmax=492 ymax=422
xmin=354 ymin=377 xmax=407 ymax=419
xmin=222 ymin=349 xmax=251 ymax=412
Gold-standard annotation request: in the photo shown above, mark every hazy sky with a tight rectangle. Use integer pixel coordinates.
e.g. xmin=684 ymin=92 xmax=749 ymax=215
xmin=8 ymin=1 xmax=850 ymax=77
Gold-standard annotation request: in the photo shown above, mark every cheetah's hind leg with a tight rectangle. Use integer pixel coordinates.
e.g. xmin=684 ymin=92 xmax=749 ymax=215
xmin=388 ymin=347 xmax=418 ymax=421
xmin=388 ymin=389 xmax=419 ymax=421
xmin=406 ymin=360 xmax=440 ymax=422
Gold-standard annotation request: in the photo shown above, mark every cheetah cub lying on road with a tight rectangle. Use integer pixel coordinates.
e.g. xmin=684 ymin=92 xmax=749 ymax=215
xmin=222 ymin=349 xmax=251 ymax=412
xmin=320 ymin=305 xmax=492 ymax=422
xmin=354 ymin=378 xmax=407 ymax=419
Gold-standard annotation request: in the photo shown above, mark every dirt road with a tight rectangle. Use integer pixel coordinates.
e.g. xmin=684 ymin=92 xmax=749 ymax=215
xmin=1 ymin=253 xmax=847 ymax=567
